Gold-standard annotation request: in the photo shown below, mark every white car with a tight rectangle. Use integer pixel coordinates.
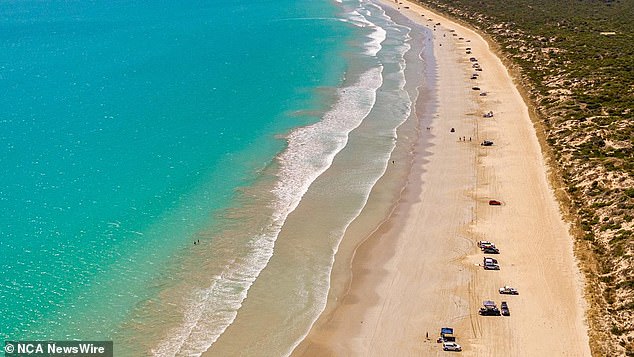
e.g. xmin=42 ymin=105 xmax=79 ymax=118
xmin=499 ymin=286 xmax=519 ymax=295
xmin=478 ymin=240 xmax=495 ymax=249
xmin=442 ymin=341 xmax=462 ymax=352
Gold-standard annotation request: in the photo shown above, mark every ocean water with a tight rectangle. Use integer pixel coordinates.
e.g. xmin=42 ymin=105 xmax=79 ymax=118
xmin=0 ymin=0 xmax=431 ymax=355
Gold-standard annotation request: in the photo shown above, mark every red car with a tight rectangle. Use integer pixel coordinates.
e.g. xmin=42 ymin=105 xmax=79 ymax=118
xmin=489 ymin=200 xmax=502 ymax=206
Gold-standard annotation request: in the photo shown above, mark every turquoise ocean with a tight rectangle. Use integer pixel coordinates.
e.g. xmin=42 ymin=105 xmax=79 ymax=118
xmin=0 ymin=0 xmax=432 ymax=355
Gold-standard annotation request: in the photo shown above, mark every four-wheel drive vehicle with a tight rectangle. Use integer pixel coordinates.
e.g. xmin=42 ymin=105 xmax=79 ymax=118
xmin=501 ymin=301 xmax=510 ymax=316
xmin=483 ymin=246 xmax=500 ymax=254
xmin=440 ymin=327 xmax=455 ymax=342
xmin=442 ymin=342 xmax=462 ymax=351
xmin=479 ymin=307 xmax=501 ymax=315
xmin=479 ymin=300 xmax=502 ymax=316
xmin=499 ymin=286 xmax=519 ymax=295
xmin=481 ymin=140 xmax=494 ymax=146
xmin=477 ymin=241 xmax=495 ymax=249
xmin=483 ymin=257 xmax=500 ymax=270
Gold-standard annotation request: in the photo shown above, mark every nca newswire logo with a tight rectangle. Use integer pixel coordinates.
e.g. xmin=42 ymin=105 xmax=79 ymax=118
xmin=4 ymin=341 xmax=113 ymax=357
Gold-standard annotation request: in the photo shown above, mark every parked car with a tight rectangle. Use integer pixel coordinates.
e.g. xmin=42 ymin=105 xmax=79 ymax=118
xmin=483 ymin=257 xmax=500 ymax=270
xmin=501 ymin=301 xmax=510 ymax=316
xmin=477 ymin=240 xmax=488 ymax=247
xmin=479 ymin=307 xmax=501 ymax=315
xmin=442 ymin=341 xmax=462 ymax=351
xmin=499 ymin=286 xmax=519 ymax=295
xmin=481 ymin=140 xmax=493 ymax=146
xmin=479 ymin=300 xmax=501 ymax=316
xmin=440 ymin=327 xmax=456 ymax=342
xmin=478 ymin=240 xmax=495 ymax=249
xmin=488 ymin=199 xmax=501 ymax=205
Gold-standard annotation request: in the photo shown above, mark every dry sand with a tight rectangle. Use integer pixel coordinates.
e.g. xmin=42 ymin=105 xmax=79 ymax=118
xmin=293 ymin=1 xmax=590 ymax=356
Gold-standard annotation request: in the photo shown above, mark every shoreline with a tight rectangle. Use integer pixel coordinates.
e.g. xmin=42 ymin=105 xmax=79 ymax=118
xmin=292 ymin=0 xmax=590 ymax=355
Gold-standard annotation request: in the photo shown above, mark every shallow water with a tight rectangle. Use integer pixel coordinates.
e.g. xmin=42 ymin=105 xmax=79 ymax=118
xmin=0 ymin=0 xmax=433 ymax=355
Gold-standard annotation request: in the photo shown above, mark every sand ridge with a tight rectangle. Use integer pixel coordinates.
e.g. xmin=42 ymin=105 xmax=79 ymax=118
xmin=293 ymin=0 xmax=590 ymax=355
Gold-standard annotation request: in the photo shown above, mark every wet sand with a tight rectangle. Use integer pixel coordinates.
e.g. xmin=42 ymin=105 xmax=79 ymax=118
xmin=292 ymin=1 xmax=590 ymax=355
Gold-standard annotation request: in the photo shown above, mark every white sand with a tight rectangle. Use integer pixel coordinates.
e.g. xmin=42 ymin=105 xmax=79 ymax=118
xmin=293 ymin=1 xmax=590 ymax=355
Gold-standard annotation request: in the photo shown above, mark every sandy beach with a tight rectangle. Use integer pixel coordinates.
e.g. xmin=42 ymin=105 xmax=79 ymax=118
xmin=293 ymin=1 xmax=591 ymax=356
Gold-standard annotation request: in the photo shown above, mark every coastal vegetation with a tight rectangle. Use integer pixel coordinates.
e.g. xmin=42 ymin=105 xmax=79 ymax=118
xmin=415 ymin=0 xmax=634 ymax=355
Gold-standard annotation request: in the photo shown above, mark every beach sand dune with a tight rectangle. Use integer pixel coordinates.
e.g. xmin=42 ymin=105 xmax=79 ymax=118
xmin=293 ymin=1 xmax=590 ymax=355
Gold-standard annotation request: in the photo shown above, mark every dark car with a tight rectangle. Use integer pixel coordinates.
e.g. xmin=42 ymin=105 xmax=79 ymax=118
xmin=501 ymin=301 xmax=510 ymax=316
xmin=488 ymin=200 xmax=502 ymax=205
xmin=479 ymin=307 xmax=501 ymax=316
xmin=483 ymin=247 xmax=500 ymax=254
xmin=481 ymin=140 xmax=493 ymax=146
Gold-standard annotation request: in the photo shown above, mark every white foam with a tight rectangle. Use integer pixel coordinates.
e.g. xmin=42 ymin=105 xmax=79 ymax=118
xmin=274 ymin=68 xmax=382 ymax=211
xmin=149 ymin=1 xmax=414 ymax=355
xmin=285 ymin=2 xmax=417 ymax=355
xmin=150 ymin=68 xmax=383 ymax=357
xmin=345 ymin=10 xmax=387 ymax=56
